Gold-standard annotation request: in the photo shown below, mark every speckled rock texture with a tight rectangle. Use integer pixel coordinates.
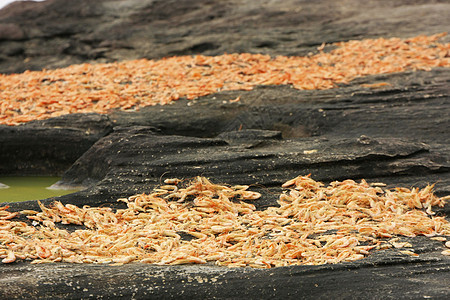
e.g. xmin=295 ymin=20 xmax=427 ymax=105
xmin=0 ymin=0 xmax=449 ymax=299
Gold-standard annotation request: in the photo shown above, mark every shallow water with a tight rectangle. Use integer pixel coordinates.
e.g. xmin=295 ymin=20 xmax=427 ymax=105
xmin=0 ymin=176 xmax=79 ymax=203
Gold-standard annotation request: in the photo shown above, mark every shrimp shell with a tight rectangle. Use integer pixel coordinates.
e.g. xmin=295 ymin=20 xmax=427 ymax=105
xmin=0 ymin=175 xmax=448 ymax=269
xmin=2 ymin=251 xmax=16 ymax=264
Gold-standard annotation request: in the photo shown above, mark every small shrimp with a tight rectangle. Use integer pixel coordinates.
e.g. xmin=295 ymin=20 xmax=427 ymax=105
xmin=2 ymin=251 xmax=16 ymax=264
xmin=240 ymin=191 xmax=261 ymax=200
xmin=232 ymin=185 xmax=249 ymax=191
xmin=20 ymin=210 xmax=39 ymax=215
xmin=360 ymin=82 xmax=391 ymax=88
xmin=111 ymin=255 xmax=136 ymax=264
xmin=430 ymin=237 xmax=447 ymax=242
xmin=164 ymin=178 xmax=181 ymax=185
xmin=36 ymin=245 xmax=51 ymax=259
xmin=53 ymin=201 xmax=72 ymax=214
xmin=229 ymin=96 xmax=241 ymax=103
xmin=0 ymin=211 xmax=18 ymax=220
xmin=281 ymin=177 xmax=300 ymax=188
xmin=0 ymin=205 xmax=10 ymax=211
xmin=159 ymin=185 xmax=178 ymax=192
xmin=167 ymin=256 xmax=206 ymax=265
xmin=399 ymin=250 xmax=419 ymax=257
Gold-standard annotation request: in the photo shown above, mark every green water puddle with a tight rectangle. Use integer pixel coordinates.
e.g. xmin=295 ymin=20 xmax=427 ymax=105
xmin=0 ymin=177 xmax=79 ymax=203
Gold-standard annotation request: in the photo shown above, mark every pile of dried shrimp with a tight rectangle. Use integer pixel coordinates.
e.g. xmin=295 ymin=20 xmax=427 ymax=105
xmin=1 ymin=33 xmax=449 ymax=125
xmin=1 ymin=175 xmax=449 ymax=268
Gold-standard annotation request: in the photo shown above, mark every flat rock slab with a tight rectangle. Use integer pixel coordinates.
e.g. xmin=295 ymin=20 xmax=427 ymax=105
xmin=1 ymin=250 xmax=449 ymax=299
xmin=1 ymin=0 xmax=450 ymax=299
xmin=1 ymin=0 xmax=450 ymax=73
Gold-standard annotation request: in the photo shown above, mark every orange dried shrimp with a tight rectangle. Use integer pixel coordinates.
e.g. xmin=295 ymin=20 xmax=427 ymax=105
xmin=1 ymin=175 xmax=449 ymax=268
xmin=1 ymin=33 xmax=449 ymax=125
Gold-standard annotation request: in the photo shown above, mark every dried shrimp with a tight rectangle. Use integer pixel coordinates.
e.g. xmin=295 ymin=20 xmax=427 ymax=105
xmin=1 ymin=33 xmax=449 ymax=125
xmin=0 ymin=175 xmax=449 ymax=268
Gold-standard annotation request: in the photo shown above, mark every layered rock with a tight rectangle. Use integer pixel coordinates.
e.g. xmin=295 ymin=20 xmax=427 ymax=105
xmin=1 ymin=0 xmax=449 ymax=74
xmin=0 ymin=0 xmax=449 ymax=299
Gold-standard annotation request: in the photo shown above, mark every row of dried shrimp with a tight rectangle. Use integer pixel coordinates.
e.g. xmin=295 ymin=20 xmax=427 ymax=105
xmin=1 ymin=175 xmax=449 ymax=268
xmin=1 ymin=33 xmax=449 ymax=125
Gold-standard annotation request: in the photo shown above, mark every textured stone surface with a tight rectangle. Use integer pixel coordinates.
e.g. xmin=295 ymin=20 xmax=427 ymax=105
xmin=0 ymin=0 xmax=449 ymax=74
xmin=0 ymin=113 xmax=112 ymax=175
xmin=1 ymin=251 xmax=449 ymax=299
xmin=0 ymin=0 xmax=450 ymax=299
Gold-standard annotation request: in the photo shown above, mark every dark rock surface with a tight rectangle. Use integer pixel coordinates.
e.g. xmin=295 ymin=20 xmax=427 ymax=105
xmin=0 ymin=113 xmax=112 ymax=175
xmin=0 ymin=0 xmax=450 ymax=299
xmin=1 ymin=0 xmax=449 ymax=74
xmin=1 ymin=249 xmax=449 ymax=299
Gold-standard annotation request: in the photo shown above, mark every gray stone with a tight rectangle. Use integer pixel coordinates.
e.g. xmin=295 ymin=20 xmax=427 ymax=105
xmin=0 ymin=0 xmax=449 ymax=299
xmin=0 ymin=23 xmax=24 ymax=40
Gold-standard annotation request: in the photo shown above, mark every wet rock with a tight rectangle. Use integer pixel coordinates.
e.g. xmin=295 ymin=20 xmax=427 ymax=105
xmin=0 ymin=113 xmax=113 ymax=176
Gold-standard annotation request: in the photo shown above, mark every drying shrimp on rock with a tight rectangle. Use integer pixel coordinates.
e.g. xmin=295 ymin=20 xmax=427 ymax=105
xmin=1 ymin=34 xmax=449 ymax=125
xmin=0 ymin=175 xmax=449 ymax=268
